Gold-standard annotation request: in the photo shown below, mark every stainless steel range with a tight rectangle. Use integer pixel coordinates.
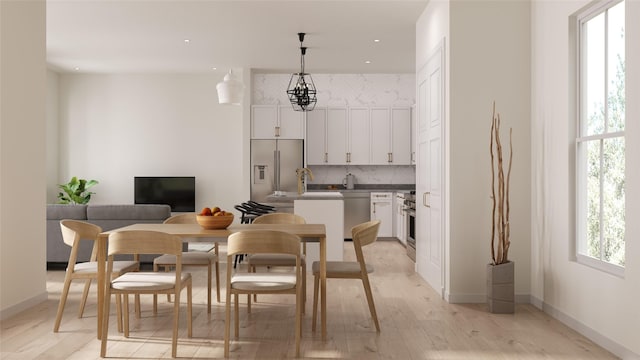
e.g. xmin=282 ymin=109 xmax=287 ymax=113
xmin=404 ymin=191 xmax=416 ymax=261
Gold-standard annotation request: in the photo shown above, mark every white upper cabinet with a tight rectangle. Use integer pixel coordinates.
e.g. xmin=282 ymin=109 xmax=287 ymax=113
xmin=277 ymin=106 xmax=304 ymax=139
xmin=370 ymin=107 xmax=412 ymax=165
xmin=305 ymin=106 xmax=412 ymax=166
xmin=348 ymin=108 xmax=371 ymax=165
xmin=371 ymin=108 xmax=391 ymax=164
xmin=251 ymin=105 xmax=277 ymax=138
xmin=326 ymin=108 xmax=348 ymax=165
xmin=411 ymin=105 xmax=416 ymax=164
xmin=251 ymin=105 xmax=304 ymax=139
xmin=391 ymin=107 xmax=412 ymax=165
xmin=306 ymin=107 xmax=328 ymax=165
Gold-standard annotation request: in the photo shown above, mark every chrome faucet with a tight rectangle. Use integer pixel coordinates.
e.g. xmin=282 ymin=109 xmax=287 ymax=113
xmin=296 ymin=168 xmax=314 ymax=194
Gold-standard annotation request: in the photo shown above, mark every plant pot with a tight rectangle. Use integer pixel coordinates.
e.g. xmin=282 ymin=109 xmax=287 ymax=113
xmin=487 ymin=261 xmax=514 ymax=313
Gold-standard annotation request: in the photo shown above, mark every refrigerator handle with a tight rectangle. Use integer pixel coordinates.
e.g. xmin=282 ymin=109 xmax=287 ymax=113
xmin=274 ymin=150 xmax=280 ymax=192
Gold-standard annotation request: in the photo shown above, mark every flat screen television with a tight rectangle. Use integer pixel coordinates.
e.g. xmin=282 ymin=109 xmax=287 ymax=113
xmin=134 ymin=176 xmax=196 ymax=212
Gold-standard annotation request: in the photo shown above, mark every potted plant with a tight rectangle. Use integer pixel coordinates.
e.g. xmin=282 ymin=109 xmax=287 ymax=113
xmin=57 ymin=176 xmax=99 ymax=205
xmin=487 ymin=102 xmax=514 ymax=314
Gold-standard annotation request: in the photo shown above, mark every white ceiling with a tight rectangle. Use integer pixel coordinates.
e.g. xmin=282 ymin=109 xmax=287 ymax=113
xmin=46 ymin=0 xmax=428 ymax=75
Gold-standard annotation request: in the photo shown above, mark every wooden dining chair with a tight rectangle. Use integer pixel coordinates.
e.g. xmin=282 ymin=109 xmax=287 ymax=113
xmin=101 ymin=230 xmax=192 ymax=358
xmin=311 ymin=219 xmax=381 ymax=332
xmin=225 ymin=230 xmax=303 ymax=358
xmin=53 ymin=219 xmax=139 ymax=333
xmin=247 ymin=213 xmax=307 ymax=313
xmin=153 ymin=213 xmax=220 ymax=313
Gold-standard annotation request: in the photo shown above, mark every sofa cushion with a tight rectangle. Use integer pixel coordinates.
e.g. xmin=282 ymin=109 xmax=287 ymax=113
xmin=47 ymin=204 xmax=172 ymax=266
xmin=47 ymin=204 xmax=87 ymax=220
xmin=87 ymin=204 xmax=171 ymax=220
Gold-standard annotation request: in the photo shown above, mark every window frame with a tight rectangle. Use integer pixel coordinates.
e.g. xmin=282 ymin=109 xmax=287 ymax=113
xmin=574 ymin=0 xmax=626 ymax=277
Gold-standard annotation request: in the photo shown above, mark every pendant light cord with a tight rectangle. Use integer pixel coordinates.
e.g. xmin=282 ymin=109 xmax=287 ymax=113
xmin=299 ymin=36 xmax=306 ymax=74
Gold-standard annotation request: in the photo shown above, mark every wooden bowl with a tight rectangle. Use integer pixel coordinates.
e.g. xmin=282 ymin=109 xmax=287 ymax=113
xmin=196 ymin=214 xmax=234 ymax=229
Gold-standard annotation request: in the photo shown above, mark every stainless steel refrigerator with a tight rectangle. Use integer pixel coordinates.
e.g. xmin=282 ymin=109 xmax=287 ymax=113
xmin=250 ymin=139 xmax=304 ymax=203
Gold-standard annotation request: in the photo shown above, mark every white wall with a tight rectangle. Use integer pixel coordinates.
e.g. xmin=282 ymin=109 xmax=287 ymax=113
xmin=0 ymin=0 xmax=48 ymax=319
xmin=46 ymin=70 xmax=60 ymax=204
xmin=52 ymin=73 xmax=249 ymax=215
xmin=531 ymin=0 xmax=640 ymax=357
xmin=448 ymin=0 xmax=532 ymax=301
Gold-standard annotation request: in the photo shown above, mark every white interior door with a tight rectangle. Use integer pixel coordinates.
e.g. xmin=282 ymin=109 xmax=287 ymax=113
xmin=416 ymin=41 xmax=444 ymax=296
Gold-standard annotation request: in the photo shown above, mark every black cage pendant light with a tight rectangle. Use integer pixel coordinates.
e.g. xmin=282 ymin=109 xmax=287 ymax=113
xmin=286 ymin=33 xmax=317 ymax=112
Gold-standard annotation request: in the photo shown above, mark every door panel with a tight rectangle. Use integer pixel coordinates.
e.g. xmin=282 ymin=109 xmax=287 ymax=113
xmin=416 ymin=41 xmax=444 ymax=296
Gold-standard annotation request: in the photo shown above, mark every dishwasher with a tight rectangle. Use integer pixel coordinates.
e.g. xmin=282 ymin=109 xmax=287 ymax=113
xmin=342 ymin=191 xmax=371 ymax=239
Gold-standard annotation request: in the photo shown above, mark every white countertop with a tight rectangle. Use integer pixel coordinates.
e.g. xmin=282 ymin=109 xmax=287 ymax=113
xmin=266 ymin=191 xmax=344 ymax=201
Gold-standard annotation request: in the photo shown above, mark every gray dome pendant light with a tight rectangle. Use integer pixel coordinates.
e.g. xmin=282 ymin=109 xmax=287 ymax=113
xmin=286 ymin=33 xmax=317 ymax=112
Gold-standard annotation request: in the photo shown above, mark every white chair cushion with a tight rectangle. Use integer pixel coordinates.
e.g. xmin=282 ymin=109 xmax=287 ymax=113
xmin=111 ymin=272 xmax=192 ymax=291
xmin=312 ymin=261 xmax=373 ymax=275
xmin=72 ymin=260 xmax=138 ymax=274
xmin=248 ymin=254 xmax=305 ymax=267
xmin=231 ymin=273 xmax=297 ymax=291
xmin=154 ymin=252 xmax=216 ymax=266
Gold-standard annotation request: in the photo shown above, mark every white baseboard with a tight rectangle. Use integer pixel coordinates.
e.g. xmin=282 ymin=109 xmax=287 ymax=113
xmin=529 ymin=294 xmax=544 ymax=309
xmin=0 ymin=291 xmax=48 ymax=321
xmin=532 ymin=295 xmax=640 ymax=360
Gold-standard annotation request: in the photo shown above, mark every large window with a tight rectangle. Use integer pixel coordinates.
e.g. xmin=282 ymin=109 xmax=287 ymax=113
xmin=576 ymin=0 xmax=625 ymax=274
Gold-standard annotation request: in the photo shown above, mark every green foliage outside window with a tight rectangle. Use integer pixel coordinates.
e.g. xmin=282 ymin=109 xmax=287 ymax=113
xmin=584 ymin=43 xmax=625 ymax=267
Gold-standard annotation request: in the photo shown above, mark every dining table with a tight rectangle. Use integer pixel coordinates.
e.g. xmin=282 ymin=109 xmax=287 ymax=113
xmin=95 ymin=222 xmax=328 ymax=341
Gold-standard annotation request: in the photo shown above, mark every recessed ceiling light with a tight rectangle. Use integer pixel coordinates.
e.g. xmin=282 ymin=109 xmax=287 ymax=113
xmin=74 ymin=67 xmax=80 ymax=71
xmin=212 ymin=67 xmax=217 ymax=70
xmin=374 ymin=39 xmax=381 ymax=43
xmin=184 ymin=39 xmax=190 ymax=44
xmin=365 ymin=60 xmax=372 ymax=64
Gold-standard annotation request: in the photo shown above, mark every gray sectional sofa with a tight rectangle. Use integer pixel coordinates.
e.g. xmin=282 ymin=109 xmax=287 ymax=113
xmin=47 ymin=204 xmax=172 ymax=268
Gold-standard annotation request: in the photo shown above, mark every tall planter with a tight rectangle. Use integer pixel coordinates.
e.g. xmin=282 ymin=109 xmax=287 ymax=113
xmin=487 ymin=261 xmax=514 ymax=313
xmin=488 ymin=103 xmax=514 ymax=313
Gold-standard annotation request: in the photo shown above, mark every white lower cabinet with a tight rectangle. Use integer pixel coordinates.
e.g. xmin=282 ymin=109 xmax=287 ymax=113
xmin=395 ymin=193 xmax=406 ymax=244
xmin=370 ymin=192 xmax=393 ymax=237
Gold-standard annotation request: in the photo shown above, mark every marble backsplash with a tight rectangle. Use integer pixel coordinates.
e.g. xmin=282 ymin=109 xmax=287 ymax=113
xmin=308 ymin=165 xmax=415 ymax=186
xmin=253 ymin=73 xmax=415 ymax=107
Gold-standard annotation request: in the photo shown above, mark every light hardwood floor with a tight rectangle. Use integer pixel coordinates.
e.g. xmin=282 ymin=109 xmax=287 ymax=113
xmin=1 ymin=240 xmax=617 ymax=359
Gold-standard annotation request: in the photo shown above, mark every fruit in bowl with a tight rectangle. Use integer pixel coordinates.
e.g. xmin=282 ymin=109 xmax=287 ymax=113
xmin=197 ymin=206 xmax=234 ymax=229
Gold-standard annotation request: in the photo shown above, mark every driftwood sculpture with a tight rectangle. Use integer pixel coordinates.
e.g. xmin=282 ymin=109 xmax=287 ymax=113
xmin=490 ymin=102 xmax=513 ymax=265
